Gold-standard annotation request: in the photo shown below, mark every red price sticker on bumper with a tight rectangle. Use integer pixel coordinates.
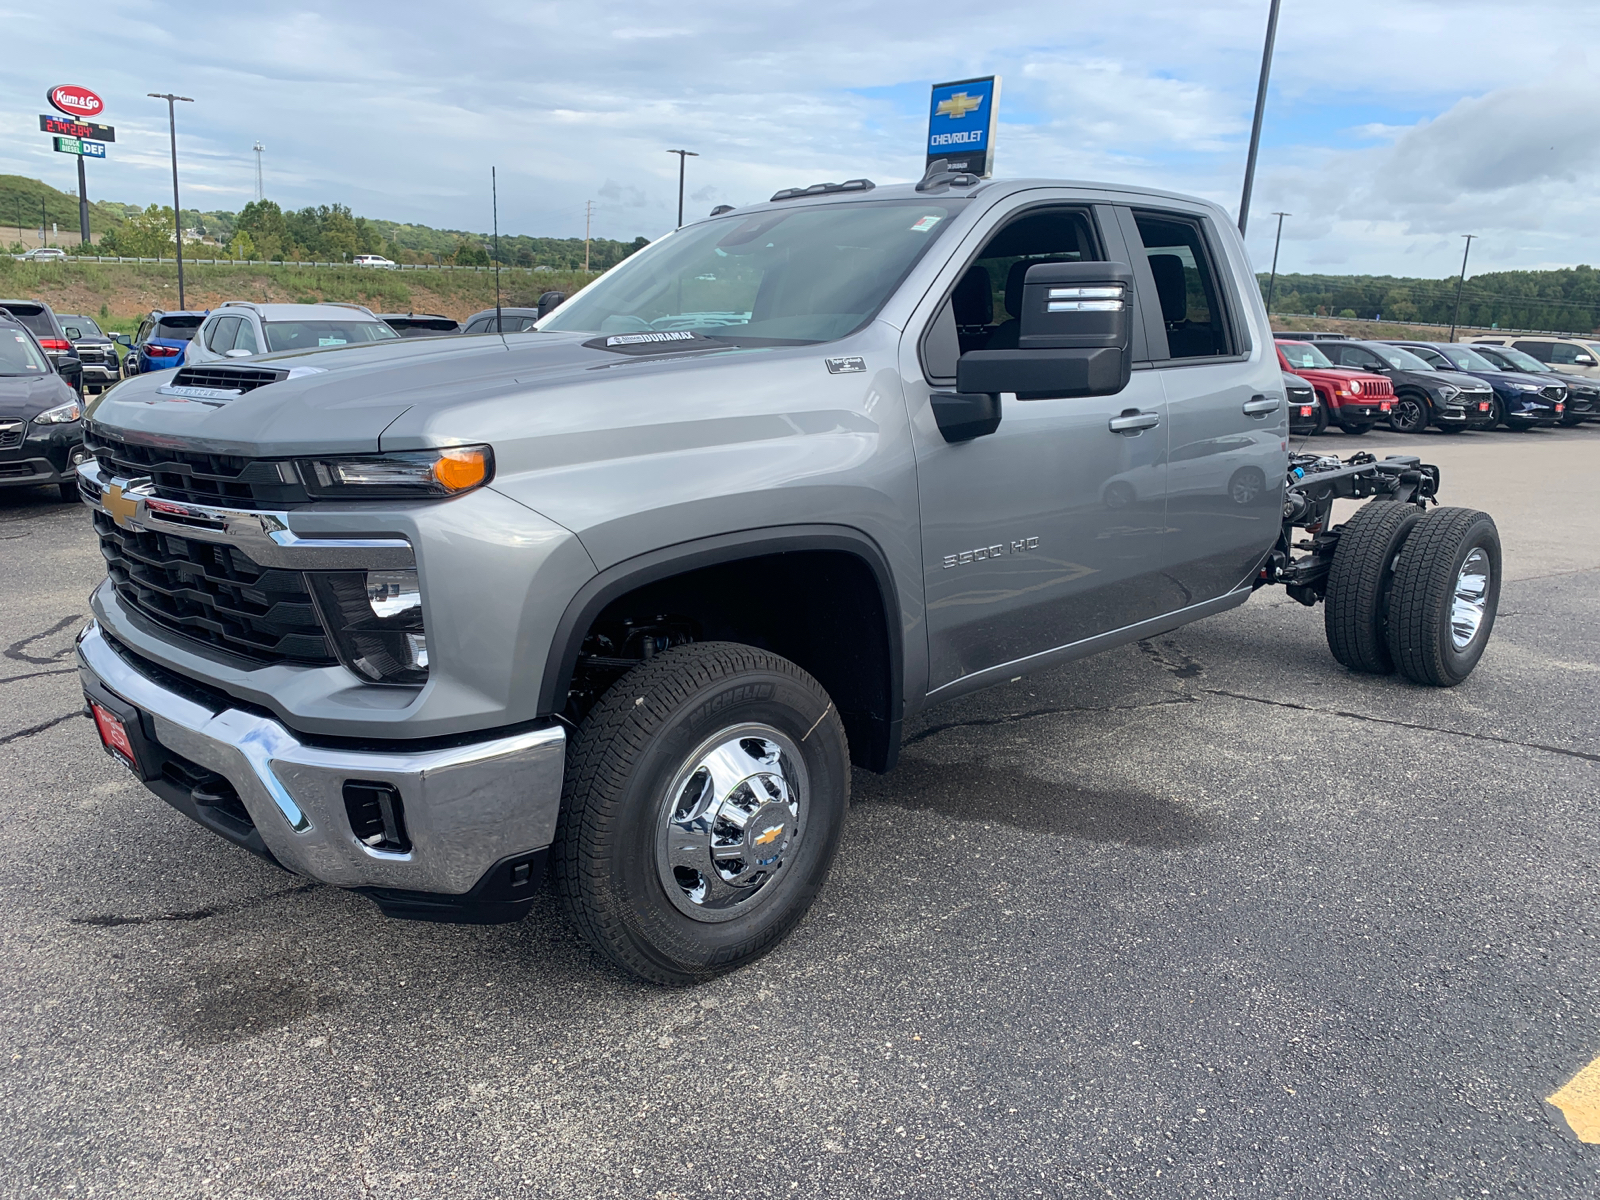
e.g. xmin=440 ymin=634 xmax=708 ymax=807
xmin=89 ymin=700 xmax=137 ymax=768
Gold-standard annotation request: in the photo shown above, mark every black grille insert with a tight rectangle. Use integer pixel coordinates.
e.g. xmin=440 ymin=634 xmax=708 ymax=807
xmin=343 ymin=781 xmax=410 ymax=852
xmin=0 ymin=422 xmax=22 ymax=449
xmin=95 ymin=509 xmax=336 ymax=665
xmin=84 ymin=426 xmax=310 ymax=509
xmin=171 ymin=365 xmax=289 ymax=393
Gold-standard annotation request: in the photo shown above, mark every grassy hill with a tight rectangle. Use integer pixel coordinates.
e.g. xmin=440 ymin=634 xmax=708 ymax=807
xmin=0 ymin=175 xmax=132 ymax=241
xmin=0 ymin=256 xmax=598 ymax=331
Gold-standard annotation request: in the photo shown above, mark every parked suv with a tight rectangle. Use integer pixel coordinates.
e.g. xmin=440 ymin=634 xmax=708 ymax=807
xmin=1314 ymin=340 xmax=1496 ymax=434
xmin=0 ymin=299 xmax=82 ymax=392
xmin=186 ymin=302 xmax=400 ymax=365
xmin=1382 ymin=341 xmax=1564 ymax=430
xmin=378 ymin=313 xmax=462 ymax=338
xmin=58 ymin=314 xmax=122 ymax=394
xmin=1276 ymin=339 xmax=1394 ymax=434
xmin=1469 ymin=335 xmax=1600 ymax=381
xmin=1283 ymin=371 xmax=1320 ymax=435
xmin=127 ymin=311 xmax=206 ymax=374
xmin=74 ymin=173 xmax=1501 ymax=983
xmin=0 ymin=310 xmax=86 ymax=501
xmin=1465 ymin=342 xmax=1598 ymax=426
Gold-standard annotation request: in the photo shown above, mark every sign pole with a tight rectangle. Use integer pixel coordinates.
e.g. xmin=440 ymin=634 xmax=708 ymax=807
xmin=77 ymin=154 xmax=90 ymax=245
xmin=492 ymin=167 xmax=502 ymax=333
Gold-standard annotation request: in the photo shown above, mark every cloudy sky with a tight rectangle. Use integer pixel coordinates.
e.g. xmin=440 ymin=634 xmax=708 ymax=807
xmin=3 ymin=0 xmax=1597 ymax=277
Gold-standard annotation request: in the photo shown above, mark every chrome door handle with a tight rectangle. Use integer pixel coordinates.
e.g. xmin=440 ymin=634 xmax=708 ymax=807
xmin=1243 ymin=394 xmax=1281 ymax=416
xmin=1108 ymin=410 xmax=1160 ymax=433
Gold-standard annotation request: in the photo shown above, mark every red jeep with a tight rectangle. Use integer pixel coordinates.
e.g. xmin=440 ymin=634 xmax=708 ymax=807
xmin=1277 ymin=340 xmax=1394 ymax=435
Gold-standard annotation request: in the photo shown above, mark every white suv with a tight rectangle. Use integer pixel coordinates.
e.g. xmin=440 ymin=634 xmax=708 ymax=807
xmin=1469 ymin=335 xmax=1600 ymax=381
xmin=353 ymin=254 xmax=396 ymax=268
xmin=185 ymin=302 xmax=400 ymax=364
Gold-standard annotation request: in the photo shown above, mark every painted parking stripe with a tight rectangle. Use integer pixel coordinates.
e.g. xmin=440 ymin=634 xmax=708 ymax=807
xmin=1548 ymin=1053 xmax=1600 ymax=1143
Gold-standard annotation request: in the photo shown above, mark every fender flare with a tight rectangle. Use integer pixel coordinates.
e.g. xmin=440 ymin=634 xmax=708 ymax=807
xmin=538 ymin=524 xmax=904 ymax=761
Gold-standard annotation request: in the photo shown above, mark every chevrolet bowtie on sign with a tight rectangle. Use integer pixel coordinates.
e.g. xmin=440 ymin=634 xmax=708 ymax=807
xmin=926 ymin=75 xmax=1000 ymax=179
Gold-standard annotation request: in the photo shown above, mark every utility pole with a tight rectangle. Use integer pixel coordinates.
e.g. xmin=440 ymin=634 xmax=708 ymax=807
xmin=1448 ymin=235 xmax=1477 ymax=342
xmin=1264 ymin=212 xmax=1290 ymax=315
xmin=583 ymin=200 xmax=594 ymax=272
xmin=148 ymin=93 xmax=195 ymax=309
xmin=492 ymin=167 xmax=503 ymax=332
xmin=40 ymin=199 xmax=47 ymax=245
xmin=667 ymin=149 xmax=698 ymax=228
xmin=1237 ymin=0 xmax=1283 ymax=234
xmin=253 ymin=142 xmax=265 ymax=202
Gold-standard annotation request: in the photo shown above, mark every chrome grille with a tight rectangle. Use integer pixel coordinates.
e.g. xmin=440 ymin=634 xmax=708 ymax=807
xmin=83 ymin=426 xmax=310 ymax=510
xmin=93 ymin=509 xmax=335 ymax=665
xmin=0 ymin=420 xmax=21 ymax=449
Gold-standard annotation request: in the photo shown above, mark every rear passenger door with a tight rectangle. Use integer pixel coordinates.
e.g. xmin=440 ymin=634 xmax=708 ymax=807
xmin=1123 ymin=207 xmax=1284 ymax=602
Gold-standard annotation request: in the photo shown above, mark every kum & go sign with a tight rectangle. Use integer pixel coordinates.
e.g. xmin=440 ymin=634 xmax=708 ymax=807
xmin=48 ymin=85 xmax=105 ymax=119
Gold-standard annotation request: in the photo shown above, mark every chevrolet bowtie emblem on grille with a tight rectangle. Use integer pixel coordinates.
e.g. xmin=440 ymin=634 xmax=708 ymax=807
xmin=104 ymin=482 xmax=140 ymax=529
xmin=753 ymin=824 xmax=784 ymax=847
xmin=936 ymin=92 xmax=983 ymax=119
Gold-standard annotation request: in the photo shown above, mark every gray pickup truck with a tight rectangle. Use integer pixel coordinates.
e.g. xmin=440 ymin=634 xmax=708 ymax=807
xmin=74 ymin=168 xmax=1501 ymax=983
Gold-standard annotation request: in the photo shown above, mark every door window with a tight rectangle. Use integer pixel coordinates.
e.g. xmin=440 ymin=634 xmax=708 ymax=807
xmin=1131 ymin=213 xmax=1231 ymax=359
xmin=206 ymin=316 xmax=240 ymax=352
xmin=1547 ymin=342 xmax=1583 ymax=365
xmin=233 ymin=319 xmax=260 ymax=355
xmin=919 ymin=207 xmax=1099 ymax=383
xmin=1511 ymin=340 xmax=1553 ymax=362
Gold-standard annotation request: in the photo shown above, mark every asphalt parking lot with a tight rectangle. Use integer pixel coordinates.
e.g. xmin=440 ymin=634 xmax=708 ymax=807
xmin=2 ymin=426 xmax=1597 ymax=1199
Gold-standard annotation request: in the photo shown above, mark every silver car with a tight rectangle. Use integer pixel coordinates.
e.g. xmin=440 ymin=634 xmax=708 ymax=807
xmin=185 ymin=301 xmax=399 ymax=365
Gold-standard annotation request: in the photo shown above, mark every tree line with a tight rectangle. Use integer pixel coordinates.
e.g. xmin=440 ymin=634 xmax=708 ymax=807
xmin=1261 ymin=266 xmax=1600 ymax=334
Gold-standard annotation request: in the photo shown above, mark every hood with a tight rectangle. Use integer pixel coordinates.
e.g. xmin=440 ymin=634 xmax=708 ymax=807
xmin=0 ymin=371 xmax=77 ymax=420
xmin=83 ymin=329 xmax=748 ymax=458
xmin=1415 ymin=369 xmax=1490 ymax=391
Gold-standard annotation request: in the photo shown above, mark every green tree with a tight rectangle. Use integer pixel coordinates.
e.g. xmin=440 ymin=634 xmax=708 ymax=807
xmin=103 ymin=204 xmax=176 ymax=258
xmin=452 ymin=240 xmax=489 ymax=266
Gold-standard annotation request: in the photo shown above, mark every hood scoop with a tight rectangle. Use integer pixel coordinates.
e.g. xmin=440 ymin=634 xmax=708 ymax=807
xmin=156 ymin=364 xmax=325 ymax=406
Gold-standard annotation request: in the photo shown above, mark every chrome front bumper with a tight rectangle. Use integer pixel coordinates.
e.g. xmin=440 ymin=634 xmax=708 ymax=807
xmin=77 ymin=620 xmax=566 ymax=899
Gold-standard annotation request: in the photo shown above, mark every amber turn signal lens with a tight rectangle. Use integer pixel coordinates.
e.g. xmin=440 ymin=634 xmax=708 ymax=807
xmin=431 ymin=447 xmax=490 ymax=492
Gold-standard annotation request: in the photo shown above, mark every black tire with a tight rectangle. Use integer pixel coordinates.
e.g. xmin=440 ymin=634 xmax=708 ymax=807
xmin=554 ymin=641 xmax=850 ymax=985
xmin=1385 ymin=507 xmax=1501 ymax=687
xmin=1337 ymin=417 xmax=1373 ymax=436
xmin=1323 ymin=501 xmax=1423 ymax=674
xmin=57 ymin=481 xmax=80 ymax=503
xmin=1311 ymin=405 xmax=1329 ymax=436
xmin=1388 ymin=393 xmax=1432 ymax=434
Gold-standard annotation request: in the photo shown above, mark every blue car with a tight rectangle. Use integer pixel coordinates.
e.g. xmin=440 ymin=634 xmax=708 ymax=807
xmin=125 ymin=310 xmax=206 ymax=374
xmin=1381 ymin=341 xmax=1565 ymax=430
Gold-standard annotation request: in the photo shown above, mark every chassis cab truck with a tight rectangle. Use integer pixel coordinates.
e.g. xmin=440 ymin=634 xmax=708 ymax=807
xmin=75 ymin=168 xmax=1499 ymax=982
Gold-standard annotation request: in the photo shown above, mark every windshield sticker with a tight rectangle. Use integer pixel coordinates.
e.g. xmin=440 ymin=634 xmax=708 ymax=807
xmin=605 ymin=331 xmax=697 ymax=346
xmin=910 ymin=215 xmax=943 ymax=233
xmin=318 ymin=337 xmax=348 ymax=346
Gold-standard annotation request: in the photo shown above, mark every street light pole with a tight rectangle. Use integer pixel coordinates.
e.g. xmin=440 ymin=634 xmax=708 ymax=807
xmin=148 ymin=92 xmax=194 ymax=309
xmin=1448 ymin=234 xmax=1477 ymax=342
xmin=667 ymin=149 xmax=699 ymax=228
xmin=1264 ymin=212 xmax=1291 ymax=316
xmin=1237 ymin=0 xmax=1283 ymax=234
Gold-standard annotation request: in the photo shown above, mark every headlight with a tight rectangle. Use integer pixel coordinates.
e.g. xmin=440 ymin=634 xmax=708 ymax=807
xmin=299 ymin=445 xmax=493 ymax=498
xmin=1514 ymin=382 xmax=1539 ymax=392
xmin=1348 ymin=380 xmax=1362 ymax=395
xmin=309 ymin=569 xmax=428 ymax=685
xmin=1436 ymin=385 xmax=1459 ymax=401
xmin=33 ymin=399 xmax=82 ymax=424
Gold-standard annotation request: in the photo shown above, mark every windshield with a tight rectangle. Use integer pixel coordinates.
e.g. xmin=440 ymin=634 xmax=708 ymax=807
xmin=1481 ymin=345 xmax=1550 ymax=373
xmin=0 ymin=329 xmax=50 ymax=376
xmin=541 ymin=199 xmax=968 ymax=345
xmin=154 ymin=316 xmax=203 ymax=341
xmin=1279 ymin=342 xmax=1333 ymax=369
xmin=1368 ymin=344 xmax=1433 ymax=371
xmin=1436 ymin=344 xmax=1497 ymax=372
xmin=264 ymin=320 xmax=401 ymax=352
xmin=62 ymin=317 xmax=103 ymax=339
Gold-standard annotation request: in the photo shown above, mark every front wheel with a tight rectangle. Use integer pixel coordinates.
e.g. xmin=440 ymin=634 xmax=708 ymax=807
xmin=1388 ymin=394 xmax=1431 ymax=434
xmin=554 ymin=642 xmax=850 ymax=985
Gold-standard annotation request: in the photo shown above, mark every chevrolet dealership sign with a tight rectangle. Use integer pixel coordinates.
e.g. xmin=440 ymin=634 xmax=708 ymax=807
xmin=926 ymin=76 xmax=1000 ymax=178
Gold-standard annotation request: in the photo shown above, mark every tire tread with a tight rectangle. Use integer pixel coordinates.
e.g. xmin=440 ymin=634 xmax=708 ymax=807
xmin=1324 ymin=501 xmax=1422 ymax=674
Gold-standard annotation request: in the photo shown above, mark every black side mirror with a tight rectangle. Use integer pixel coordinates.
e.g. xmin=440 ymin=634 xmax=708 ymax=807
xmin=537 ymin=290 xmax=567 ymax=319
xmin=956 ymin=261 xmax=1134 ymax=400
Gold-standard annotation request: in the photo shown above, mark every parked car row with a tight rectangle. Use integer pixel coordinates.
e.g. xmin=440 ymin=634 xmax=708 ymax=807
xmin=1273 ymin=332 xmax=1597 ymax=436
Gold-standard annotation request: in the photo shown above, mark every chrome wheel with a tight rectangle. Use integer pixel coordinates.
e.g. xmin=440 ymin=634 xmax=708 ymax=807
xmin=656 ymin=724 xmax=806 ymax=923
xmin=1450 ymin=547 xmax=1491 ymax=650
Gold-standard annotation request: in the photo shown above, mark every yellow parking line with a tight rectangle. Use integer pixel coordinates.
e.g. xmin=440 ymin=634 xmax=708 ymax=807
xmin=1548 ymin=1053 xmax=1600 ymax=1143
